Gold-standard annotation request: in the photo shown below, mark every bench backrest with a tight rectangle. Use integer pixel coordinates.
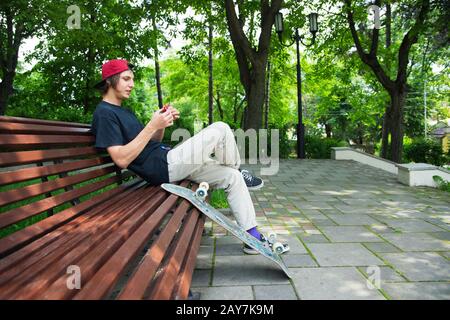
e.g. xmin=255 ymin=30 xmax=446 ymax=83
xmin=0 ymin=115 xmax=141 ymax=257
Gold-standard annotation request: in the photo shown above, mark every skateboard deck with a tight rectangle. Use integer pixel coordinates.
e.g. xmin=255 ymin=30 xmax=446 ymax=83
xmin=161 ymin=183 xmax=292 ymax=278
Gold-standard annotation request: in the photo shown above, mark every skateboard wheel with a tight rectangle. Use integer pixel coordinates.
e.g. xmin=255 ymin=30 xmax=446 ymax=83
xmin=196 ymin=187 xmax=208 ymax=199
xmin=268 ymin=232 xmax=277 ymax=243
xmin=273 ymin=242 xmax=284 ymax=254
xmin=199 ymin=182 xmax=209 ymax=191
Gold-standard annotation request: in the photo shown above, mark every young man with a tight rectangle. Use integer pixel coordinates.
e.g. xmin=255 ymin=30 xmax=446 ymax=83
xmin=92 ymin=59 xmax=266 ymax=254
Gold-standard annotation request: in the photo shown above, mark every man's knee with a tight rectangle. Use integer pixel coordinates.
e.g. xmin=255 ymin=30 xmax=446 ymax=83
xmin=222 ymin=168 xmax=243 ymax=188
xmin=211 ymin=121 xmax=231 ymax=132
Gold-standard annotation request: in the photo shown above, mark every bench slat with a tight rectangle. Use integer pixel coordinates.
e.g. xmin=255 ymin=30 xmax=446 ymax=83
xmin=0 ymin=122 xmax=91 ymax=135
xmin=0 ymin=171 xmax=134 ymax=229
xmin=0 ymin=116 xmax=90 ymax=128
xmin=0 ymin=156 xmax=112 ymax=186
xmin=0 ymin=146 xmax=99 ymax=167
xmin=0 ymin=134 xmax=94 ymax=147
xmin=0 ymin=164 xmax=118 ymax=207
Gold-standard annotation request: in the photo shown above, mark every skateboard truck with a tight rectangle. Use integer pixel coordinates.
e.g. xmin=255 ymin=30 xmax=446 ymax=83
xmin=266 ymin=232 xmax=289 ymax=255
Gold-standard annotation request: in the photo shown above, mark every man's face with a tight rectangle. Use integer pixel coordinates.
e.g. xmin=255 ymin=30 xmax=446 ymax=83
xmin=112 ymin=70 xmax=134 ymax=100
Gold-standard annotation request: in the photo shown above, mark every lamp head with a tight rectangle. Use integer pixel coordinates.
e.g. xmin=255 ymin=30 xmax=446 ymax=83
xmin=308 ymin=12 xmax=318 ymax=35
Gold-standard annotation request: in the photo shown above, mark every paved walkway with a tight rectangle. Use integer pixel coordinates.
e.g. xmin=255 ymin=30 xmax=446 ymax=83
xmin=191 ymin=159 xmax=450 ymax=300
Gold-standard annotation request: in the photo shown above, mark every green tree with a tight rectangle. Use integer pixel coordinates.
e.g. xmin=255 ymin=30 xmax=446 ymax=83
xmin=0 ymin=0 xmax=53 ymax=115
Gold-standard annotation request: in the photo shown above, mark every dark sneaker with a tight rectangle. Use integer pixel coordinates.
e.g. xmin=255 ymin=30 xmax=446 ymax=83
xmin=240 ymin=169 xmax=264 ymax=191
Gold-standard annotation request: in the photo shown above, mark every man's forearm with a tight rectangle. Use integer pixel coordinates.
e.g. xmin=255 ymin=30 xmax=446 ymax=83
xmin=115 ymin=124 xmax=157 ymax=168
xmin=151 ymin=128 xmax=165 ymax=142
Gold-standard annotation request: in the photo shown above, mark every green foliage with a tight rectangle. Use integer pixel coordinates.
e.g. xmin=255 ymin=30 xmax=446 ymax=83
xmin=433 ymin=176 xmax=450 ymax=192
xmin=209 ymin=189 xmax=229 ymax=209
xmin=305 ymin=135 xmax=349 ymax=159
xmin=403 ymin=138 xmax=449 ymax=166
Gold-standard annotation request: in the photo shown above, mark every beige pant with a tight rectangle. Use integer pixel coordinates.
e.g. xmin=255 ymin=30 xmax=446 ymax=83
xmin=166 ymin=121 xmax=257 ymax=230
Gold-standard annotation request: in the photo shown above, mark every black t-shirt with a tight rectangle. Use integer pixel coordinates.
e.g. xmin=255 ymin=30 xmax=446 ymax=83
xmin=91 ymin=101 xmax=171 ymax=185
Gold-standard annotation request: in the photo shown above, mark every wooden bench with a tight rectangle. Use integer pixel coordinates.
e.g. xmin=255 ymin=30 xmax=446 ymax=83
xmin=0 ymin=115 xmax=205 ymax=300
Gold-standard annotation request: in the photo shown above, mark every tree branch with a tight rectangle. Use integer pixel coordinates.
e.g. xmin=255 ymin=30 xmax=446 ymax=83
xmin=396 ymin=0 xmax=430 ymax=84
xmin=344 ymin=0 xmax=395 ymax=91
xmin=258 ymin=0 xmax=283 ymax=57
xmin=369 ymin=0 xmax=381 ymax=56
xmin=224 ymin=0 xmax=256 ymax=64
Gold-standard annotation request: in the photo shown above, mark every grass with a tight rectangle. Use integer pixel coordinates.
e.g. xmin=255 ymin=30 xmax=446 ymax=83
xmin=209 ymin=189 xmax=229 ymax=209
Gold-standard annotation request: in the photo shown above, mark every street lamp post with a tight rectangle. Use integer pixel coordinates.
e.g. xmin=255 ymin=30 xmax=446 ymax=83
xmin=275 ymin=12 xmax=318 ymax=159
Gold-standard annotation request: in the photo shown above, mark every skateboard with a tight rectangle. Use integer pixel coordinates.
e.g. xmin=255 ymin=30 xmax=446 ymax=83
xmin=161 ymin=182 xmax=292 ymax=279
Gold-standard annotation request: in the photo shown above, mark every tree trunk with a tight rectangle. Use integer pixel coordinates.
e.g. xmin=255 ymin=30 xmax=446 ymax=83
xmin=152 ymin=15 xmax=163 ymax=109
xmin=264 ymin=59 xmax=271 ymax=129
xmin=224 ymin=0 xmax=282 ymax=130
xmin=214 ymin=90 xmax=224 ymax=120
xmin=0 ymin=9 xmax=21 ymax=116
xmin=325 ymin=123 xmax=332 ymax=138
xmin=380 ymin=1 xmax=392 ymax=158
xmin=208 ymin=21 xmax=214 ymax=125
xmin=245 ymin=66 xmax=266 ymax=129
xmin=380 ymin=107 xmax=391 ymax=159
xmin=0 ymin=71 xmax=15 ymax=115
xmin=83 ymin=45 xmax=95 ymax=114
xmin=389 ymin=87 xmax=407 ymax=163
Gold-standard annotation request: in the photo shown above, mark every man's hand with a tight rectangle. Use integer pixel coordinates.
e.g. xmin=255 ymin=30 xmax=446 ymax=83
xmin=162 ymin=103 xmax=180 ymax=120
xmin=168 ymin=105 xmax=180 ymax=120
xmin=149 ymin=108 xmax=174 ymax=129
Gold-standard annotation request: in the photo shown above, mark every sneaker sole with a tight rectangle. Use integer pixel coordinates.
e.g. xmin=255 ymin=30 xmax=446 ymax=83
xmin=247 ymin=180 xmax=264 ymax=191
xmin=243 ymin=248 xmax=260 ymax=255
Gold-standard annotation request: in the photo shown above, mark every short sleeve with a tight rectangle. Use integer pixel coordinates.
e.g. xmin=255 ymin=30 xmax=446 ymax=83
xmin=92 ymin=115 xmax=125 ymax=149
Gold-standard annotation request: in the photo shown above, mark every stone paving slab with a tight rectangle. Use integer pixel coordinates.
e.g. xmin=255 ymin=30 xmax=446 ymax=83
xmin=381 ymin=233 xmax=450 ymax=252
xmin=282 ymin=254 xmax=318 ymax=268
xmin=382 ymin=282 xmax=450 ymax=300
xmin=357 ymin=266 xmax=406 ymax=282
xmin=325 ymin=214 xmax=379 ymax=226
xmin=212 ymin=255 xmax=291 ymax=286
xmin=320 ymin=226 xmax=383 ymax=242
xmin=195 ymin=245 xmax=214 ymax=269
xmin=380 ymin=252 xmax=450 ymax=281
xmin=253 ymin=285 xmax=298 ymax=300
xmin=306 ymin=243 xmax=384 ymax=267
xmin=379 ymin=219 xmax=447 ymax=233
xmin=362 ymin=242 xmax=402 ymax=253
xmin=291 ymin=267 xmax=386 ymax=300
xmin=194 ymin=286 xmax=254 ymax=300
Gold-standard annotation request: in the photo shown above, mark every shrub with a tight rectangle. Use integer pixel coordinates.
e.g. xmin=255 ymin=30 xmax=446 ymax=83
xmin=305 ymin=136 xmax=348 ymax=159
xmin=433 ymin=176 xmax=450 ymax=192
xmin=403 ymin=138 xmax=449 ymax=166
